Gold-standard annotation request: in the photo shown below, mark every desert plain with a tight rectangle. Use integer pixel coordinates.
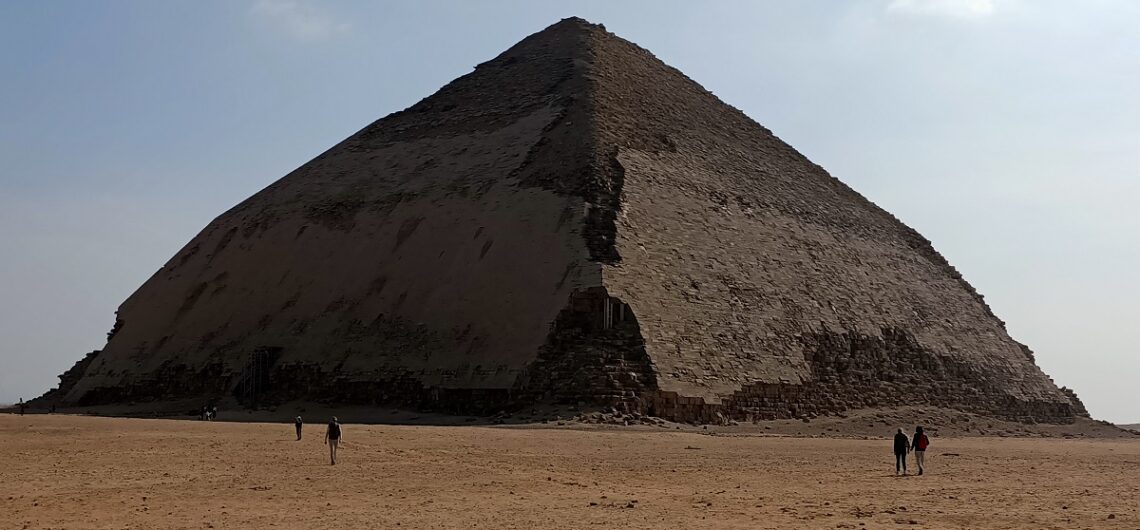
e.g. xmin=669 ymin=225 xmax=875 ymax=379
xmin=3 ymin=412 xmax=1138 ymax=530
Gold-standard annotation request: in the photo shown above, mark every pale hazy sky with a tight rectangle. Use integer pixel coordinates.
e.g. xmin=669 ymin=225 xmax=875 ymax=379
xmin=1 ymin=1 xmax=1136 ymax=422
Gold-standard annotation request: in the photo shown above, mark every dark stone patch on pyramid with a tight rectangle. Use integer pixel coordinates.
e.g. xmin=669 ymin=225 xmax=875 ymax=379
xmin=40 ymin=18 xmax=1085 ymax=423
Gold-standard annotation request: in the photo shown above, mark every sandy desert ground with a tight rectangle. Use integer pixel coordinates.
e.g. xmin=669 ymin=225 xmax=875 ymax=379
xmin=2 ymin=414 xmax=1138 ymax=530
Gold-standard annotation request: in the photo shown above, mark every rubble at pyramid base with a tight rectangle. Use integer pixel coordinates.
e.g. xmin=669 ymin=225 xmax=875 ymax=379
xmin=43 ymin=292 xmax=1086 ymax=425
xmin=46 ymin=365 xmax=1084 ymax=426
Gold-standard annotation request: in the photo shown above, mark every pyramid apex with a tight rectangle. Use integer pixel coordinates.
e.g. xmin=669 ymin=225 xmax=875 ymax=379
xmin=555 ymin=16 xmax=599 ymax=26
xmin=544 ymin=16 xmax=605 ymax=33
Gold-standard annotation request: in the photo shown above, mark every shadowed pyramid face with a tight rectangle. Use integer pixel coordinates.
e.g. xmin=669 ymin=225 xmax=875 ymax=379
xmin=47 ymin=17 xmax=1083 ymax=423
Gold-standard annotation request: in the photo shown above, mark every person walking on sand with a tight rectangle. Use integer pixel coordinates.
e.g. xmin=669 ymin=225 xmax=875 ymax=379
xmin=893 ymin=428 xmax=910 ymax=475
xmin=294 ymin=416 xmax=303 ymax=440
xmin=912 ymin=426 xmax=930 ymax=475
xmin=18 ymin=398 xmax=25 ymax=416
xmin=325 ymin=417 xmax=342 ymax=465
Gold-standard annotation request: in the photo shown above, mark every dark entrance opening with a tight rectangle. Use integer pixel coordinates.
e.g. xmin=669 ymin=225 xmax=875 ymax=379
xmin=233 ymin=346 xmax=282 ymax=408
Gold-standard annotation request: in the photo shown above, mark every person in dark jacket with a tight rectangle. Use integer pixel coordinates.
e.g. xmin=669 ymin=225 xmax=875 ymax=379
xmin=912 ymin=426 xmax=930 ymax=475
xmin=294 ymin=416 xmax=303 ymax=440
xmin=325 ymin=417 xmax=342 ymax=465
xmin=893 ymin=429 xmax=910 ymax=475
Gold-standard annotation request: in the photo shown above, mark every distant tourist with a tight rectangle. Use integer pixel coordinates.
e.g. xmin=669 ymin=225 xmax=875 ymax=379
xmin=295 ymin=416 xmax=303 ymax=440
xmin=325 ymin=417 xmax=342 ymax=465
xmin=18 ymin=398 xmax=25 ymax=416
xmin=893 ymin=428 xmax=910 ymax=475
xmin=211 ymin=405 xmax=218 ymax=421
xmin=912 ymin=426 xmax=930 ymax=475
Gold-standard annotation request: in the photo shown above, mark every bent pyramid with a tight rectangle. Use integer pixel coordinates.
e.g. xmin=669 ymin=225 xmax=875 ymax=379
xmin=47 ymin=18 xmax=1085 ymax=423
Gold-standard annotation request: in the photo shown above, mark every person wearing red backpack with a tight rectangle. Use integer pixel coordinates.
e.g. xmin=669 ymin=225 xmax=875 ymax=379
xmin=911 ymin=426 xmax=930 ymax=475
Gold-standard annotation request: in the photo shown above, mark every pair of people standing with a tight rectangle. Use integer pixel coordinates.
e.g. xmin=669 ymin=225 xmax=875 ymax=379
xmin=893 ymin=426 xmax=930 ymax=475
xmin=294 ymin=416 xmax=343 ymax=465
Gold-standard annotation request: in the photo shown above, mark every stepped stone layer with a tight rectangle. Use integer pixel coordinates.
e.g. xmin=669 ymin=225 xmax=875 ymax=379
xmin=46 ymin=18 xmax=1084 ymax=423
